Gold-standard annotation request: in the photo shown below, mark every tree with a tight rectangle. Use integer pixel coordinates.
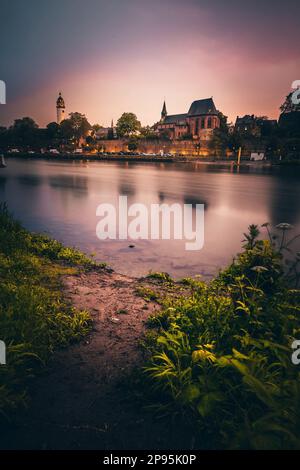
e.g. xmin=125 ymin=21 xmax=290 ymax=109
xmin=279 ymin=113 xmax=300 ymax=138
xmin=128 ymin=139 xmax=138 ymax=151
xmin=10 ymin=117 xmax=39 ymax=148
xmin=85 ymin=135 xmax=95 ymax=145
xmin=227 ymin=133 xmax=242 ymax=152
xmin=12 ymin=117 xmax=38 ymax=132
xmin=0 ymin=126 xmax=8 ymax=150
xmin=85 ymin=135 xmax=98 ymax=150
xmin=46 ymin=122 xmax=60 ymax=139
xmin=140 ymin=125 xmax=158 ymax=139
xmin=116 ymin=112 xmax=141 ymax=137
xmin=60 ymin=112 xmax=91 ymax=147
xmin=92 ymin=124 xmax=101 ymax=133
xmin=279 ymin=92 xmax=300 ymax=138
xmin=209 ymin=112 xmax=230 ymax=156
xmin=218 ymin=112 xmax=229 ymax=131
xmin=280 ymin=89 xmax=300 ymax=114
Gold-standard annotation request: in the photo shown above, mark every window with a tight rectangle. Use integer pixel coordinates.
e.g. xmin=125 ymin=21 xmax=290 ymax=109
xmin=201 ymin=118 xmax=205 ymax=128
xmin=207 ymin=117 xmax=212 ymax=129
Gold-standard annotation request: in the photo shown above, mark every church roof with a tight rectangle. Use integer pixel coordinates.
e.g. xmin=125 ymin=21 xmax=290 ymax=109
xmin=235 ymin=115 xmax=256 ymax=125
xmin=163 ymin=114 xmax=187 ymax=124
xmin=188 ymin=98 xmax=217 ymax=116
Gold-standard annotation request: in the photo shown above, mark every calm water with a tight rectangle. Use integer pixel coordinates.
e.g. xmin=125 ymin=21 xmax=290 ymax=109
xmin=1 ymin=158 xmax=300 ymax=278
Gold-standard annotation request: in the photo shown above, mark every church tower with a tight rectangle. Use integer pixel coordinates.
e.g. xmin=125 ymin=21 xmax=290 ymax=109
xmin=161 ymin=100 xmax=167 ymax=121
xmin=108 ymin=119 xmax=117 ymax=139
xmin=56 ymin=92 xmax=66 ymax=124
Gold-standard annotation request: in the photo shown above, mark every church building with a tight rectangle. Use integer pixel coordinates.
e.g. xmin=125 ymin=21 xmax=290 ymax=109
xmin=155 ymin=98 xmax=220 ymax=140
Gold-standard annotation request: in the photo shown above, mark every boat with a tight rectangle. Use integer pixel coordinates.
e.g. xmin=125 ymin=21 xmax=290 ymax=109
xmin=0 ymin=154 xmax=7 ymax=168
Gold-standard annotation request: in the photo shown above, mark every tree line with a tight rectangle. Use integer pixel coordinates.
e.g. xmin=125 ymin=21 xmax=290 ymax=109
xmin=0 ymin=111 xmax=154 ymax=151
xmin=0 ymin=107 xmax=299 ymax=159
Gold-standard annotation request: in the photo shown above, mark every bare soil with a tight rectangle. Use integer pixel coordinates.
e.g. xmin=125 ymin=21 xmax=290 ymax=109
xmin=1 ymin=268 xmax=193 ymax=450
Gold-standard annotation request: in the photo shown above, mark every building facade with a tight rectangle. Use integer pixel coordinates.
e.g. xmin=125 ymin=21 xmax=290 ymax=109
xmin=155 ymin=98 xmax=220 ymax=140
xmin=235 ymin=115 xmax=278 ymax=138
xmin=235 ymin=115 xmax=261 ymax=137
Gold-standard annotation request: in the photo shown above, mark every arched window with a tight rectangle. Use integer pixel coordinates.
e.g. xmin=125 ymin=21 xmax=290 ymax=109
xmin=201 ymin=118 xmax=205 ymax=128
xmin=207 ymin=117 xmax=212 ymax=129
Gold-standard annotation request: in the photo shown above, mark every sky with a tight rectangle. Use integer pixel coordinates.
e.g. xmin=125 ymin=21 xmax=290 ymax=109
xmin=0 ymin=0 xmax=299 ymax=127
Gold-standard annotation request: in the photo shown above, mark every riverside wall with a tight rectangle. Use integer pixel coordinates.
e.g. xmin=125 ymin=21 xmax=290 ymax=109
xmin=96 ymin=139 xmax=219 ymax=157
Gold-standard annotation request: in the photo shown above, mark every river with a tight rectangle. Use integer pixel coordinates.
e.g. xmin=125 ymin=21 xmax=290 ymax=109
xmin=1 ymin=158 xmax=300 ymax=278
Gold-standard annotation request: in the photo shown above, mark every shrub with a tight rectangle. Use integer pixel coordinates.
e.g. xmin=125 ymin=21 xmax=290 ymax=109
xmin=143 ymin=225 xmax=300 ymax=449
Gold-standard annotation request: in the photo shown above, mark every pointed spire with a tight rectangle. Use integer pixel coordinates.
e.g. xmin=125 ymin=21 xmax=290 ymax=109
xmin=111 ymin=119 xmax=114 ymax=128
xmin=161 ymin=100 xmax=167 ymax=121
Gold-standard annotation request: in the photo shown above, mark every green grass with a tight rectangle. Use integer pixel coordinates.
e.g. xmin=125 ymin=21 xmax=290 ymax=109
xmin=0 ymin=203 xmax=95 ymax=419
xmin=136 ymin=286 xmax=161 ymax=302
xmin=143 ymin=225 xmax=300 ymax=449
xmin=146 ymin=271 xmax=174 ymax=283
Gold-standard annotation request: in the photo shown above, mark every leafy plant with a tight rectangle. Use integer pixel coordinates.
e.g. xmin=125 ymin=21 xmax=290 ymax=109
xmin=143 ymin=224 xmax=300 ymax=449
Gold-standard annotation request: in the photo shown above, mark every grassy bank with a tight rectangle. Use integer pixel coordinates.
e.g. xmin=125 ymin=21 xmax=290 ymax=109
xmin=0 ymin=203 xmax=98 ymax=419
xmin=143 ymin=225 xmax=300 ymax=449
xmin=2 ymin=203 xmax=300 ymax=449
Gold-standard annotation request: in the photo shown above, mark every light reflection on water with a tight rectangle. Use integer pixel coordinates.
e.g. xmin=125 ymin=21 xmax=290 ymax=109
xmin=1 ymin=158 xmax=300 ymax=279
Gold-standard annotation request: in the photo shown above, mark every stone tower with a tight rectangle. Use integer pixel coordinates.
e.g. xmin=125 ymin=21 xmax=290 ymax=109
xmin=56 ymin=92 xmax=66 ymax=124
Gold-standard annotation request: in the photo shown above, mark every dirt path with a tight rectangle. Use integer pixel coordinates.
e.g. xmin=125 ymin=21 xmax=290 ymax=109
xmin=2 ymin=269 xmax=191 ymax=450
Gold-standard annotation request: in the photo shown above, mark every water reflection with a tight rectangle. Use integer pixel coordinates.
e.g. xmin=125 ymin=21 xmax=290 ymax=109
xmin=184 ymin=196 xmax=208 ymax=207
xmin=0 ymin=175 xmax=7 ymax=200
xmin=118 ymin=183 xmax=136 ymax=197
xmin=48 ymin=175 xmax=88 ymax=195
xmin=17 ymin=175 xmax=42 ymax=186
xmin=267 ymin=171 xmax=300 ymax=225
xmin=1 ymin=158 xmax=300 ymax=278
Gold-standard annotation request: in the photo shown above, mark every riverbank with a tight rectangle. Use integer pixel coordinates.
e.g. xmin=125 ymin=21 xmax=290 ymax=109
xmin=0 ymin=204 xmax=193 ymax=449
xmin=1 ymin=206 xmax=300 ymax=449
xmin=4 ymin=152 xmax=276 ymax=166
xmin=0 ymin=203 xmax=96 ymax=418
xmin=5 ymin=153 xmax=300 ymax=168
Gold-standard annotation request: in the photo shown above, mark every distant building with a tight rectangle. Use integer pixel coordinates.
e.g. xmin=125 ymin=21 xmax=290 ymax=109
xmin=235 ymin=115 xmax=278 ymax=138
xmin=95 ymin=120 xmax=117 ymax=140
xmin=155 ymin=98 xmax=220 ymax=140
xmin=235 ymin=115 xmax=260 ymax=136
xmin=56 ymin=92 xmax=66 ymax=124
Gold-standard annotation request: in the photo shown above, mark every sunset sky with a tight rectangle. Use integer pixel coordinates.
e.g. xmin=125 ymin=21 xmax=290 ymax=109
xmin=0 ymin=0 xmax=299 ymax=128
